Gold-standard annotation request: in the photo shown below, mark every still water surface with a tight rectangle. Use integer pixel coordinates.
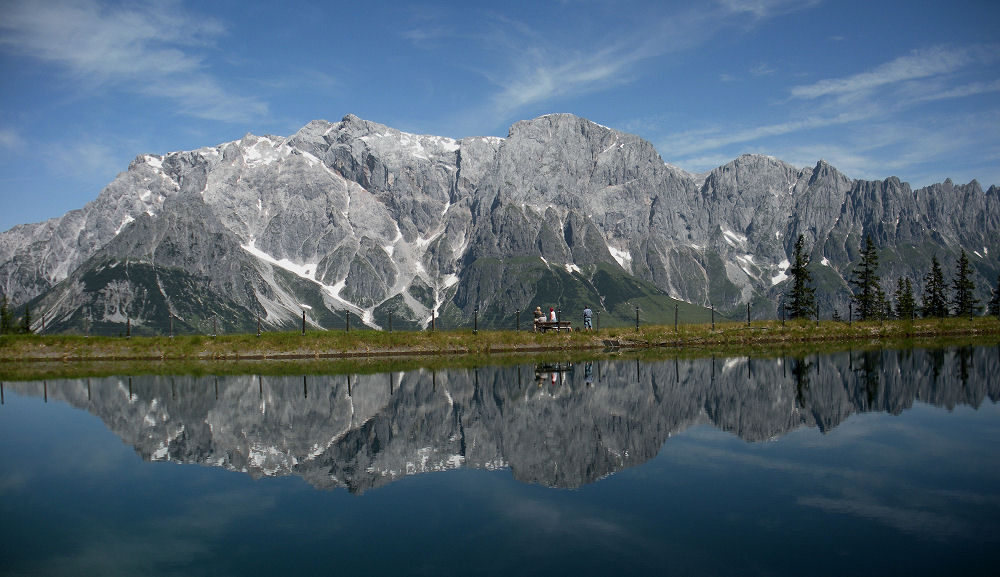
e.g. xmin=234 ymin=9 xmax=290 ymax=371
xmin=2 ymin=346 xmax=999 ymax=576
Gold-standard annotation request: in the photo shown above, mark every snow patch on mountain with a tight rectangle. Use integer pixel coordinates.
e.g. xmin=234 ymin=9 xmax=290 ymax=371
xmin=242 ymin=240 xmax=319 ymax=283
xmin=242 ymin=135 xmax=284 ymax=166
xmin=608 ymin=246 xmax=632 ymax=271
xmin=723 ymin=228 xmax=747 ymax=247
xmin=771 ymin=259 xmax=791 ymax=285
xmin=144 ymin=154 xmax=163 ymax=169
xmin=114 ymin=214 xmax=134 ymax=236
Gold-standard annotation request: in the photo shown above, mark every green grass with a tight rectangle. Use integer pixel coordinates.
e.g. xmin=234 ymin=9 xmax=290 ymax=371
xmin=2 ymin=316 xmax=998 ymax=380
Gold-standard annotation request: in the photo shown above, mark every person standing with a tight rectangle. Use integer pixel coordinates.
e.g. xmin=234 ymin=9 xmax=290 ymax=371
xmin=583 ymin=306 xmax=593 ymax=330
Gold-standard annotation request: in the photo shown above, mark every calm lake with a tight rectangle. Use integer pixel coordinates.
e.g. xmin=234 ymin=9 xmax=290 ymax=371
xmin=2 ymin=345 xmax=999 ymax=576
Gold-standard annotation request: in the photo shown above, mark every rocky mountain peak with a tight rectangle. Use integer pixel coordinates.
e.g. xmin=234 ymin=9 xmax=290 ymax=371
xmin=1 ymin=113 xmax=997 ymax=334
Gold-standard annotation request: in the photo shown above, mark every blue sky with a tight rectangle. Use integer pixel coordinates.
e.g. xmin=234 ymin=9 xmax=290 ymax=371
xmin=1 ymin=0 xmax=998 ymax=231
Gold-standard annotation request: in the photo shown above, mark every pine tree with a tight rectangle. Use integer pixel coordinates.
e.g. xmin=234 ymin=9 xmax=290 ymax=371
xmin=894 ymin=277 xmax=916 ymax=320
xmin=989 ymin=273 xmax=1000 ymax=318
xmin=21 ymin=305 xmax=32 ymax=334
xmin=785 ymin=234 xmax=816 ymax=320
xmin=950 ymin=250 xmax=979 ymax=317
xmin=850 ymin=235 xmax=882 ymax=321
xmin=922 ymin=255 xmax=949 ymax=318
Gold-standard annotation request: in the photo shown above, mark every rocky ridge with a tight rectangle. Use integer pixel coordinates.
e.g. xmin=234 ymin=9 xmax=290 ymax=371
xmin=1 ymin=114 xmax=997 ymax=333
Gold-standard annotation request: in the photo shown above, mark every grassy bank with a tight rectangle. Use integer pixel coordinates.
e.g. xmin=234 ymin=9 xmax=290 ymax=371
xmin=2 ymin=317 xmax=999 ymax=380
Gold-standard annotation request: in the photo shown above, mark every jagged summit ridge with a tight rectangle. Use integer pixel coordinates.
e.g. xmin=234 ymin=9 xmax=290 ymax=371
xmin=1 ymin=113 xmax=997 ymax=333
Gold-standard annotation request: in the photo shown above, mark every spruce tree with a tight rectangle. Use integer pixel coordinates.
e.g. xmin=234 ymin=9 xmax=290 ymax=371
xmin=951 ymin=250 xmax=979 ymax=317
xmin=894 ymin=277 xmax=916 ymax=320
xmin=850 ymin=235 xmax=882 ymax=321
xmin=785 ymin=234 xmax=816 ymax=320
xmin=989 ymin=273 xmax=1000 ymax=318
xmin=922 ymin=255 xmax=949 ymax=318
xmin=21 ymin=305 xmax=32 ymax=334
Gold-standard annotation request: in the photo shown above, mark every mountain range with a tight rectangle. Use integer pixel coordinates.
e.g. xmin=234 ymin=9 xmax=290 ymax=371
xmin=1 ymin=113 xmax=997 ymax=334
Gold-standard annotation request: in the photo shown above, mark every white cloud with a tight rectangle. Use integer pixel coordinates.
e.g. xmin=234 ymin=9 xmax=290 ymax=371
xmin=657 ymin=43 xmax=1000 ymax=184
xmin=659 ymin=109 xmax=874 ymax=161
xmin=913 ymin=79 xmax=1000 ymax=104
xmin=0 ymin=0 xmax=266 ymax=123
xmin=474 ymin=9 xmax=695 ymax=120
xmin=489 ymin=43 xmax=647 ymax=118
xmin=422 ymin=2 xmax=819 ymax=131
xmin=750 ymin=62 xmax=777 ymax=77
xmin=717 ymin=0 xmax=822 ymax=19
xmin=790 ymin=45 xmax=999 ymax=101
xmin=750 ymin=111 xmax=1000 ymax=186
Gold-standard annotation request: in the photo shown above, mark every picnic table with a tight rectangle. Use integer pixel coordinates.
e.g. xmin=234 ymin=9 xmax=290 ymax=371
xmin=534 ymin=320 xmax=572 ymax=333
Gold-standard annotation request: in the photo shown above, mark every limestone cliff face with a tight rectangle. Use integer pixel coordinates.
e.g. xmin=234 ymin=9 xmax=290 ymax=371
xmin=8 ymin=347 xmax=998 ymax=491
xmin=1 ymin=114 xmax=997 ymax=332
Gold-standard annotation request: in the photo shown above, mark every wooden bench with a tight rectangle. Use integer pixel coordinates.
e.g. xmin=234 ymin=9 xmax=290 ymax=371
xmin=534 ymin=320 xmax=572 ymax=333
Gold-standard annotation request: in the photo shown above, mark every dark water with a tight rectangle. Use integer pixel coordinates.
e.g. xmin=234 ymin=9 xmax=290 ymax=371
xmin=2 ymin=346 xmax=999 ymax=576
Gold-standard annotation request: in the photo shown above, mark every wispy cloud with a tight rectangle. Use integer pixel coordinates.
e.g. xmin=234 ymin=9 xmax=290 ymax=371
xmin=0 ymin=128 xmax=25 ymax=150
xmin=659 ymin=109 xmax=874 ymax=160
xmin=401 ymin=1 xmax=822 ymax=133
xmin=790 ymin=44 xmax=999 ymax=101
xmin=471 ymin=2 xmax=821 ymax=128
xmin=798 ymin=495 xmax=969 ymax=539
xmin=489 ymin=42 xmax=650 ymax=118
xmin=0 ymin=0 xmax=267 ymax=122
xmin=717 ymin=0 xmax=822 ymax=20
xmin=750 ymin=62 xmax=777 ymax=77
xmin=660 ymin=42 xmax=1000 ymax=182
xmin=913 ymin=79 xmax=1000 ymax=104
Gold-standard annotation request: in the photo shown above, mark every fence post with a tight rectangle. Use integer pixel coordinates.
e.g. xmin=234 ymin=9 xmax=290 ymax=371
xmin=126 ymin=317 xmax=131 ymax=338
xmin=257 ymin=315 xmax=261 ymax=337
xmin=747 ymin=303 xmax=750 ymax=327
xmin=635 ymin=306 xmax=639 ymax=331
xmin=596 ymin=311 xmax=600 ymax=331
xmin=711 ymin=304 xmax=715 ymax=330
xmin=345 ymin=311 xmax=350 ymax=332
xmin=388 ymin=312 xmax=392 ymax=333
xmin=515 ymin=309 xmax=519 ymax=332
xmin=301 ymin=310 xmax=305 ymax=335
xmin=431 ymin=310 xmax=435 ymax=331
xmin=674 ymin=303 xmax=678 ymax=332
xmin=474 ymin=306 xmax=478 ymax=334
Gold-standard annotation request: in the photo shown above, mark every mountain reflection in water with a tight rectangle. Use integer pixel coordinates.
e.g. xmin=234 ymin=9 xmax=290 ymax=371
xmin=6 ymin=346 xmax=999 ymax=492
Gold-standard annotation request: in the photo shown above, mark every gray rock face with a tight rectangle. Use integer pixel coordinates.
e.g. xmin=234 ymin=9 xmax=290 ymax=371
xmin=1 ymin=114 xmax=997 ymax=332
xmin=8 ymin=347 xmax=998 ymax=491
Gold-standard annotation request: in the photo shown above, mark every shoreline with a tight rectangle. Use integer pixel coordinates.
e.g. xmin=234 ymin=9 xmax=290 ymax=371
xmin=2 ymin=318 xmax=999 ymax=380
